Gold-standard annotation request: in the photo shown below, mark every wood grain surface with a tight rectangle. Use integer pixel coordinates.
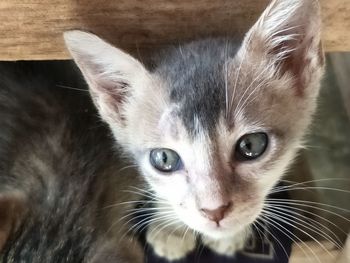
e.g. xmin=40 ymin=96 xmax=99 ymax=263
xmin=0 ymin=0 xmax=349 ymax=61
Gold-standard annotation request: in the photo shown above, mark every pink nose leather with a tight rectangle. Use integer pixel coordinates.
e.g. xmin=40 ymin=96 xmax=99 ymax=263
xmin=201 ymin=202 xmax=232 ymax=223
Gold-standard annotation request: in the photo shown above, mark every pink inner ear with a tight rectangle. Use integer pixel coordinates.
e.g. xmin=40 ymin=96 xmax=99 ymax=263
xmin=256 ymin=19 xmax=322 ymax=97
xmin=100 ymin=79 xmax=129 ymax=106
xmin=271 ymin=42 xmax=306 ymax=96
xmin=276 ymin=36 xmax=322 ymax=97
xmin=89 ymin=74 xmax=131 ymax=124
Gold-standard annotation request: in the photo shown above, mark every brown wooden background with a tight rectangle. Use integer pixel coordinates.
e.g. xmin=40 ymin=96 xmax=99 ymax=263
xmin=0 ymin=0 xmax=349 ymax=61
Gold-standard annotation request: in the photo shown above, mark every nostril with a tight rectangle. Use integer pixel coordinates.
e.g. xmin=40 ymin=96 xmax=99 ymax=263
xmin=200 ymin=201 xmax=233 ymax=223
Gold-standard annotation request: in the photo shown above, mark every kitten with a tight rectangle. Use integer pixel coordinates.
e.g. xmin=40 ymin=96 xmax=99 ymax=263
xmin=64 ymin=0 xmax=324 ymax=260
xmin=0 ymin=62 xmax=143 ymax=262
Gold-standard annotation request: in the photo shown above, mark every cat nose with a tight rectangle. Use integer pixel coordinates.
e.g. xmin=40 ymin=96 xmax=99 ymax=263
xmin=200 ymin=201 xmax=232 ymax=224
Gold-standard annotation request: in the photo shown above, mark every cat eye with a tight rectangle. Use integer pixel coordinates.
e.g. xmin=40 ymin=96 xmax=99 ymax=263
xmin=150 ymin=148 xmax=182 ymax=173
xmin=235 ymin=132 xmax=268 ymax=161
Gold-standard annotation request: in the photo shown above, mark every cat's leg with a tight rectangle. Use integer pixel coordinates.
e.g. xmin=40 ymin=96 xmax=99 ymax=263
xmin=89 ymin=238 xmax=144 ymax=263
xmin=146 ymin=221 xmax=196 ymax=261
xmin=201 ymin=228 xmax=250 ymax=256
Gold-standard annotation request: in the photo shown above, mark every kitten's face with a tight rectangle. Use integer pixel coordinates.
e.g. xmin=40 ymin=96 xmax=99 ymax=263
xmin=65 ymin=0 xmax=324 ymax=239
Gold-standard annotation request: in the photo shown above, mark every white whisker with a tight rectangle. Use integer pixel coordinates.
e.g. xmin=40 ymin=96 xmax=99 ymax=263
xmin=260 ymin=212 xmax=321 ymax=263
xmin=56 ymin=84 xmax=89 ymax=93
xmin=264 ymin=205 xmax=342 ymax=250
xmin=148 ymin=219 xmax=180 ymax=243
xmin=229 ymin=34 xmax=252 ymax=115
xmin=234 ymin=62 xmax=274 ymax=118
xmin=253 ymin=219 xmax=288 ymax=260
xmin=265 ymin=202 xmax=347 ymax=242
xmin=267 ymin=198 xmax=350 ymax=215
xmin=278 ymin=178 xmax=350 ymax=187
xmin=262 ymin=209 xmax=336 ymax=258
xmin=271 ymin=186 xmax=350 ymax=195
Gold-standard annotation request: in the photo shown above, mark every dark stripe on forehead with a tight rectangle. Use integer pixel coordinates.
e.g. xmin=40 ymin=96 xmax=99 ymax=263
xmin=156 ymin=39 xmax=240 ymax=137
xmin=171 ymin=62 xmax=225 ymax=137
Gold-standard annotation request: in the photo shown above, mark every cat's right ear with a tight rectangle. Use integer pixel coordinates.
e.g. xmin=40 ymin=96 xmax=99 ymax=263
xmin=64 ymin=31 xmax=150 ymax=125
xmin=238 ymin=0 xmax=324 ymax=97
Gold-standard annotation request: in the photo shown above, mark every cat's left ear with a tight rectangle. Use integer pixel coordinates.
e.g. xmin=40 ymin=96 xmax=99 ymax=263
xmin=64 ymin=31 xmax=150 ymax=124
xmin=241 ymin=0 xmax=324 ymax=96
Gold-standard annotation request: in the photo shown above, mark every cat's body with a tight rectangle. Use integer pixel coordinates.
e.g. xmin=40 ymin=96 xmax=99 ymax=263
xmin=65 ymin=0 xmax=324 ymax=261
xmin=0 ymin=62 xmax=143 ymax=262
xmin=0 ymin=0 xmax=325 ymax=261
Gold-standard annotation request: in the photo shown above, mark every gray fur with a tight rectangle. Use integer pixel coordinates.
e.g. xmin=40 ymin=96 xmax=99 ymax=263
xmin=155 ymin=39 xmax=240 ymax=137
xmin=0 ymin=62 xmax=143 ymax=263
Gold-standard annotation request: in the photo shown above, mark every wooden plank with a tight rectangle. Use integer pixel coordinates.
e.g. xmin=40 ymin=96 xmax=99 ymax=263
xmin=0 ymin=0 xmax=349 ymax=61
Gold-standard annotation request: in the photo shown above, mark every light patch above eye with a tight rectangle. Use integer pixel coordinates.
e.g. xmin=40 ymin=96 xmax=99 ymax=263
xmin=150 ymin=148 xmax=182 ymax=173
xmin=234 ymin=132 xmax=268 ymax=161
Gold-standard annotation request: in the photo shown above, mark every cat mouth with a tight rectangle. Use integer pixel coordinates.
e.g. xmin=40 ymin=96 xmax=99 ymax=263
xmin=205 ymin=221 xmax=232 ymax=232
xmin=203 ymin=213 xmax=258 ymax=235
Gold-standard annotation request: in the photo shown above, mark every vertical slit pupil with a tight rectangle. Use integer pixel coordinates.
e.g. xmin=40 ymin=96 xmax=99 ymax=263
xmin=162 ymin=152 xmax=167 ymax=164
xmin=245 ymin=140 xmax=252 ymax=151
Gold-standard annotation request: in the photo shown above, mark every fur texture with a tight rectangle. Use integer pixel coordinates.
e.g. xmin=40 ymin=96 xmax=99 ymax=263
xmin=65 ymin=0 xmax=324 ymax=260
xmin=0 ymin=62 xmax=143 ymax=263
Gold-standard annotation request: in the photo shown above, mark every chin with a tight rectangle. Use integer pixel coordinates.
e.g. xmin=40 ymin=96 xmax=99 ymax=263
xmin=202 ymin=221 xmax=251 ymax=239
xmin=178 ymin=216 xmax=247 ymax=240
xmin=178 ymin=207 xmax=261 ymax=240
xmin=202 ymin=227 xmax=237 ymax=239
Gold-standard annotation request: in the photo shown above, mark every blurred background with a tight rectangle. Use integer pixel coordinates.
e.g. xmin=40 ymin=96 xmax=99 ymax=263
xmin=304 ymin=53 xmax=350 ymax=240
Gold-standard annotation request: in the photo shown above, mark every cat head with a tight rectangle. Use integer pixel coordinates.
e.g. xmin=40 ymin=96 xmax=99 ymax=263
xmin=65 ymin=0 xmax=324 ymax=239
